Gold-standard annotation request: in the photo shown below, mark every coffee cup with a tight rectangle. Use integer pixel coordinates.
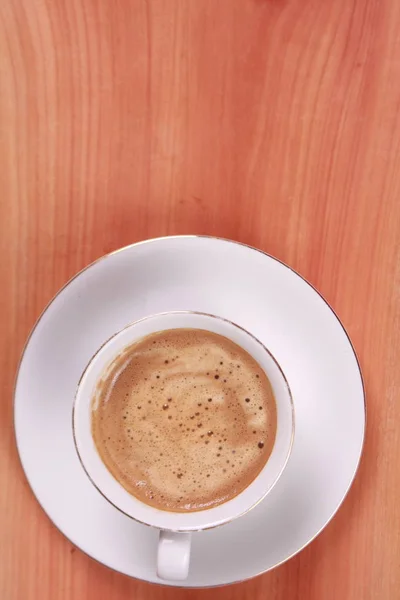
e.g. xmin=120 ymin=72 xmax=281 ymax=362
xmin=73 ymin=311 xmax=294 ymax=580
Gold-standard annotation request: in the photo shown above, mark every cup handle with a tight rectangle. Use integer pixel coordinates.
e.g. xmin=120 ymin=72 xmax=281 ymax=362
xmin=157 ymin=531 xmax=192 ymax=580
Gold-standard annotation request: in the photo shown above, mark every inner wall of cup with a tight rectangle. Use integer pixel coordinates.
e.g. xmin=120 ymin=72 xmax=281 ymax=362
xmin=73 ymin=312 xmax=294 ymax=531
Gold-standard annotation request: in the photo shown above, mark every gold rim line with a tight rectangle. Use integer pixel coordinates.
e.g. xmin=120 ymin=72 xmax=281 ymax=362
xmin=72 ymin=310 xmax=295 ymax=533
xmin=12 ymin=235 xmax=366 ymax=589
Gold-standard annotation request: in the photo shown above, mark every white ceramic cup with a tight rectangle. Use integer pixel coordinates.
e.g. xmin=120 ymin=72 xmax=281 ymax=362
xmin=73 ymin=311 xmax=294 ymax=581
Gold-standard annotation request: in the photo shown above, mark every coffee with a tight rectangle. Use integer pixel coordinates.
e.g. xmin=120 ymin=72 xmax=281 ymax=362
xmin=91 ymin=328 xmax=277 ymax=512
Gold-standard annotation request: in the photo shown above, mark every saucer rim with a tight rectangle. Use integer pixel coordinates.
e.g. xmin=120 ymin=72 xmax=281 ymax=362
xmin=13 ymin=235 xmax=366 ymax=588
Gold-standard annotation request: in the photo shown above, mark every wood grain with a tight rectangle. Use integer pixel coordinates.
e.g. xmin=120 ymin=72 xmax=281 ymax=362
xmin=1 ymin=0 xmax=400 ymax=598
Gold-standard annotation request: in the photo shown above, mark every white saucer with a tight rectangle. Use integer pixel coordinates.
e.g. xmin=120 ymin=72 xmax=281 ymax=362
xmin=14 ymin=236 xmax=365 ymax=588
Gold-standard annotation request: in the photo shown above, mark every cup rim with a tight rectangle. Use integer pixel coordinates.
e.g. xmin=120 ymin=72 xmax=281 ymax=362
xmin=72 ymin=310 xmax=295 ymax=532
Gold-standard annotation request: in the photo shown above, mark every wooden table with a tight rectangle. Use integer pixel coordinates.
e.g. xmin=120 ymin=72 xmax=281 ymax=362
xmin=1 ymin=1 xmax=399 ymax=598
